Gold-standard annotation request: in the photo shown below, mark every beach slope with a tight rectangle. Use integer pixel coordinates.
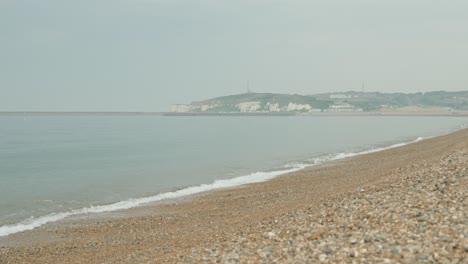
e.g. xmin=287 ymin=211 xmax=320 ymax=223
xmin=1 ymin=129 xmax=467 ymax=263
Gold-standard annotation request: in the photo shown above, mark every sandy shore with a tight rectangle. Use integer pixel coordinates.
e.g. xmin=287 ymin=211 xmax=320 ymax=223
xmin=1 ymin=129 xmax=467 ymax=263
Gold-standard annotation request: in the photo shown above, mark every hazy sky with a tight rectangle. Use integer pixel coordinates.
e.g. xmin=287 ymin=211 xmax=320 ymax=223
xmin=1 ymin=0 xmax=467 ymax=111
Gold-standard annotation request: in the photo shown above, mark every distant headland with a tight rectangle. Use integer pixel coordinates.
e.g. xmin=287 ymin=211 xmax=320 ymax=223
xmin=169 ymin=90 xmax=468 ymax=116
xmin=2 ymin=91 xmax=467 ymax=117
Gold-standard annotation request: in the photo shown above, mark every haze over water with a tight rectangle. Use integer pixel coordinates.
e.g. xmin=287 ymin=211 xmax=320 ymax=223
xmin=0 ymin=115 xmax=467 ymax=235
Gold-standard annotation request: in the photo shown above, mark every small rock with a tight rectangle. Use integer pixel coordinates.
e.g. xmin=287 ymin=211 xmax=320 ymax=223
xmin=391 ymin=246 xmax=401 ymax=255
xmin=418 ymin=253 xmax=430 ymax=260
xmin=318 ymin=254 xmax=327 ymax=261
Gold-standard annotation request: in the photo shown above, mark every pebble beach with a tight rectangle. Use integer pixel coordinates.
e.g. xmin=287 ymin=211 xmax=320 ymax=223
xmin=1 ymin=128 xmax=467 ymax=263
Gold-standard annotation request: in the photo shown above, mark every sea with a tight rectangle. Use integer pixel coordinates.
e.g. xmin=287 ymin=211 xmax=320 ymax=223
xmin=0 ymin=115 xmax=467 ymax=237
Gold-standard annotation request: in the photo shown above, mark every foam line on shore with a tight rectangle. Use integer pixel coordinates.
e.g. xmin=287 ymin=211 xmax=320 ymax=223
xmin=0 ymin=136 xmax=426 ymax=237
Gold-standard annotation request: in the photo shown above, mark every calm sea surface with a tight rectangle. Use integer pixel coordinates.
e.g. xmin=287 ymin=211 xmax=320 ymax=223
xmin=0 ymin=115 xmax=467 ymax=234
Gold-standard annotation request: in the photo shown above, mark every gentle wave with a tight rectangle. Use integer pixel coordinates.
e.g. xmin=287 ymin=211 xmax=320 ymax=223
xmin=0 ymin=136 xmax=425 ymax=237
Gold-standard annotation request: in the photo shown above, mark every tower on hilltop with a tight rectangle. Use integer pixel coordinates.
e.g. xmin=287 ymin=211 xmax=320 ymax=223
xmin=246 ymin=80 xmax=252 ymax=94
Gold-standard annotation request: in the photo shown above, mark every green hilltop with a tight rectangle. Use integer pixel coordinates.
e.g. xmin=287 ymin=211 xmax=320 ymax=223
xmin=171 ymin=90 xmax=468 ymax=113
xmin=313 ymin=91 xmax=468 ymax=111
xmin=194 ymin=93 xmax=332 ymax=111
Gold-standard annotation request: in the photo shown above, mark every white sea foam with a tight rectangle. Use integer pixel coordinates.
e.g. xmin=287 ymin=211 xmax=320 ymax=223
xmin=0 ymin=167 xmax=305 ymax=237
xmin=0 ymin=136 xmax=425 ymax=238
xmin=331 ymin=136 xmax=424 ymax=161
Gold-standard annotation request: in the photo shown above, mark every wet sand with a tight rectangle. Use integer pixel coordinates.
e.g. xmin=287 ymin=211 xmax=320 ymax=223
xmin=1 ymin=129 xmax=467 ymax=263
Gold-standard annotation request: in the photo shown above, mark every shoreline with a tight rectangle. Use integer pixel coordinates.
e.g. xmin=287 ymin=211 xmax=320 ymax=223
xmin=1 ymin=128 xmax=467 ymax=263
xmin=1 ymin=111 xmax=468 ymax=117
xmin=0 ymin=133 xmax=436 ymax=239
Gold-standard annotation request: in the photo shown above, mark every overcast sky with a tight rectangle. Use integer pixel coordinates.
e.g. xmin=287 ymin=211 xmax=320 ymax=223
xmin=1 ymin=0 xmax=467 ymax=111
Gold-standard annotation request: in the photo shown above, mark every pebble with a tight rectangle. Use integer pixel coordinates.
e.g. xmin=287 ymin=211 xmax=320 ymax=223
xmin=318 ymin=254 xmax=327 ymax=261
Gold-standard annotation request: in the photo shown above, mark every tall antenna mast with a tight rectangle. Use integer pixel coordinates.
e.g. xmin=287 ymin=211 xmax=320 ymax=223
xmin=247 ymin=80 xmax=251 ymax=93
xmin=361 ymin=81 xmax=366 ymax=93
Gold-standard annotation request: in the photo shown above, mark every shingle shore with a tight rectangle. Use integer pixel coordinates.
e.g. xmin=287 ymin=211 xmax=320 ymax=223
xmin=187 ymin=143 xmax=467 ymax=263
xmin=1 ymin=129 xmax=467 ymax=263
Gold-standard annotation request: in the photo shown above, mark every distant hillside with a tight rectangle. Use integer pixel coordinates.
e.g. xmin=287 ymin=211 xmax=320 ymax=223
xmin=170 ymin=91 xmax=468 ymax=113
xmin=315 ymin=91 xmax=468 ymax=111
